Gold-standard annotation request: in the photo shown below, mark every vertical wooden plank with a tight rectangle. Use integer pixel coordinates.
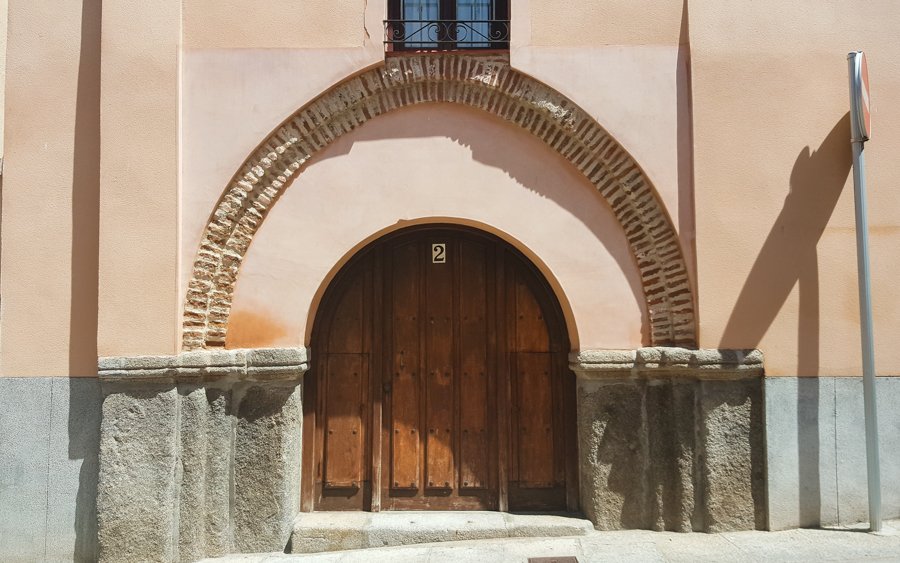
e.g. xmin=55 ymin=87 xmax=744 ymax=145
xmin=371 ymin=249 xmax=384 ymax=511
xmin=551 ymin=352 xmax=566 ymax=486
xmin=459 ymin=240 xmax=489 ymax=489
xmin=301 ymin=369 xmax=317 ymax=512
xmin=515 ymin=274 xmax=550 ymax=353
xmin=416 ymin=239 xmax=427 ymax=498
xmin=390 ymin=242 xmax=420 ymax=490
xmin=515 ymin=352 xmax=555 ymax=488
xmin=562 ymin=353 xmax=580 ymax=512
xmin=362 ymin=264 xmax=373 ymax=509
xmin=323 ymin=354 xmax=366 ymax=488
xmin=506 ymin=259 xmax=521 ymax=485
xmin=328 ymin=273 xmax=365 ymax=353
xmin=425 ymin=237 xmax=455 ymax=489
xmin=315 ymin=352 xmax=327 ymax=498
xmin=380 ymin=247 xmax=394 ymax=506
xmin=511 ymin=261 xmax=556 ymax=489
xmin=452 ymin=233 xmax=463 ymax=499
xmin=496 ymin=250 xmax=510 ymax=512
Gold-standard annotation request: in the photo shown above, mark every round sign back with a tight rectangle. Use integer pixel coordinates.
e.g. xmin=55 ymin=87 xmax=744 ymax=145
xmin=859 ymin=53 xmax=871 ymax=139
xmin=849 ymin=51 xmax=872 ymax=141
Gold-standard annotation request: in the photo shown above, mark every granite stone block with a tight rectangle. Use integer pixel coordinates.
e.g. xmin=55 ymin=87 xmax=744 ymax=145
xmin=204 ymin=387 xmax=235 ymax=557
xmin=97 ymin=387 xmax=179 ymax=563
xmin=646 ymin=381 xmax=696 ymax=532
xmin=577 ymin=380 xmax=647 ymax=529
xmin=233 ymin=383 xmax=302 ymax=553
xmin=698 ymin=379 xmax=765 ymax=532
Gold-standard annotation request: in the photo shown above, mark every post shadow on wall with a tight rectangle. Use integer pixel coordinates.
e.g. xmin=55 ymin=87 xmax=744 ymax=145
xmin=720 ymin=114 xmax=852 ymax=527
xmin=69 ymin=0 xmax=102 ymax=560
xmin=677 ymin=0 xmax=697 ymax=290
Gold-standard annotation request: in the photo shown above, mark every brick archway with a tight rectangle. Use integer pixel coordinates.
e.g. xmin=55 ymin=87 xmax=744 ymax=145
xmin=182 ymin=54 xmax=696 ymax=350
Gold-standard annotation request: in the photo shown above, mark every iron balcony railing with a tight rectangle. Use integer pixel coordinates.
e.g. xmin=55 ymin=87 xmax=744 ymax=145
xmin=384 ymin=19 xmax=510 ymax=50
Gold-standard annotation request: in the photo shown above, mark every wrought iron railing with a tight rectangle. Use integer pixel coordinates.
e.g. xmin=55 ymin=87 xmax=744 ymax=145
xmin=384 ymin=19 xmax=510 ymax=50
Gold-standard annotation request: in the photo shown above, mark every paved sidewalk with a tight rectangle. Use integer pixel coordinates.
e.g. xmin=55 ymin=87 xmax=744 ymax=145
xmin=205 ymin=520 xmax=900 ymax=562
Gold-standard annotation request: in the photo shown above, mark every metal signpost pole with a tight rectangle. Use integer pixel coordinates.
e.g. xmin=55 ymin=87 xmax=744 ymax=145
xmin=847 ymin=51 xmax=881 ymax=533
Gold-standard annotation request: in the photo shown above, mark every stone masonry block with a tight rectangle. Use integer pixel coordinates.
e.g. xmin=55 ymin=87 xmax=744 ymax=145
xmin=646 ymin=381 xmax=696 ymax=532
xmin=233 ymin=384 xmax=303 ymax=553
xmin=98 ymin=387 xmax=179 ymax=563
xmin=698 ymin=379 xmax=765 ymax=532
xmin=577 ymin=379 xmax=647 ymax=529
xmin=177 ymin=386 xmax=208 ymax=562
xmin=203 ymin=388 xmax=235 ymax=557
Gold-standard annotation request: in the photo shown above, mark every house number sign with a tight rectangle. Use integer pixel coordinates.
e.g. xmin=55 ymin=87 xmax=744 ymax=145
xmin=432 ymin=243 xmax=446 ymax=264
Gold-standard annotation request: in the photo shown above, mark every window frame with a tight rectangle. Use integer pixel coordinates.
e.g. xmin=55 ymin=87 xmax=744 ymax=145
xmin=386 ymin=0 xmax=510 ymax=53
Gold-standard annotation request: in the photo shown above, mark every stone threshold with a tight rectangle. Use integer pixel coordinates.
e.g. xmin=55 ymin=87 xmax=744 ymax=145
xmin=289 ymin=511 xmax=593 ymax=554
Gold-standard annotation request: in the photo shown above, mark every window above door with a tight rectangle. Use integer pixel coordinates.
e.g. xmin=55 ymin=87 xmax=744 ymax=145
xmin=385 ymin=0 xmax=510 ymax=52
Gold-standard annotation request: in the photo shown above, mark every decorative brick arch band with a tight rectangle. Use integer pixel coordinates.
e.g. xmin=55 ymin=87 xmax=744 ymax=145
xmin=182 ymin=54 xmax=696 ymax=350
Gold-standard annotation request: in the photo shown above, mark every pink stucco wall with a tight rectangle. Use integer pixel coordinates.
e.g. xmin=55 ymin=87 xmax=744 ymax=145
xmin=181 ymin=45 xmax=689 ymax=352
xmin=224 ymin=104 xmax=647 ymax=349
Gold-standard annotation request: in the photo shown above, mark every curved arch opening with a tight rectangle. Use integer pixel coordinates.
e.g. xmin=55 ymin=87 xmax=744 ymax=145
xmin=303 ymin=218 xmax=582 ymax=350
xmin=183 ymin=53 xmax=695 ymax=351
xmin=303 ymin=223 xmax=578 ymax=512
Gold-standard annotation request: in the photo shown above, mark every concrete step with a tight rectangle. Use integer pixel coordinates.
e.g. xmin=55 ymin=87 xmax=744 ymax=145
xmin=289 ymin=511 xmax=593 ymax=554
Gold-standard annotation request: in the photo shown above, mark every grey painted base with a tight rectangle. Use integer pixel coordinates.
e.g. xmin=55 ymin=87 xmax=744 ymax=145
xmin=0 ymin=377 xmax=101 ymax=563
xmin=765 ymin=376 xmax=900 ymax=529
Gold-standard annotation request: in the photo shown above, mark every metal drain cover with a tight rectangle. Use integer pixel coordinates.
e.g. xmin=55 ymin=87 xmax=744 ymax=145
xmin=528 ymin=558 xmax=578 ymax=563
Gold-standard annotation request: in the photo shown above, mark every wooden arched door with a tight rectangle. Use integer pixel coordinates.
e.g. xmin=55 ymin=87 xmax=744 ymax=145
xmin=302 ymin=226 xmax=577 ymax=512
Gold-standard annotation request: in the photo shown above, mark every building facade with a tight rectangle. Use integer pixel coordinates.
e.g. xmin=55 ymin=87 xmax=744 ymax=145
xmin=1 ymin=1 xmax=899 ymax=561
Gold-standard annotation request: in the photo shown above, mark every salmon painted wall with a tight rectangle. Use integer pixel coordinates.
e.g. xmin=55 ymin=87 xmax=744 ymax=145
xmin=0 ymin=0 xmax=101 ymax=376
xmin=4 ymin=1 xmax=898 ymax=376
xmin=222 ymin=104 xmax=646 ymax=350
xmin=180 ymin=0 xmax=689 ymax=352
xmin=689 ymin=0 xmax=900 ymax=376
xmin=98 ymin=1 xmax=180 ymax=358
xmin=183 ymin=0 xmax=366 ymax=49
xmin=0 ymin=0 xmax=7 ymax=156
xmin=514 ymin=0 xmax=696 ymax=325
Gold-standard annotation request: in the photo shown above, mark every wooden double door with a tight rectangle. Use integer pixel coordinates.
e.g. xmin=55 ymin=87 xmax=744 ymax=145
xmin=302 ymin=226 xmax=577 ymax=512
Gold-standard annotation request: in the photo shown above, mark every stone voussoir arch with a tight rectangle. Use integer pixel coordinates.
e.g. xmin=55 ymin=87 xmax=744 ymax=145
xmin=182 ymin=53 xmax=696 ymax=350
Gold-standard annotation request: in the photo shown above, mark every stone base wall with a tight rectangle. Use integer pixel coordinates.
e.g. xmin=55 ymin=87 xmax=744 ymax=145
xmin=97 ymin=348 xmax=308 ymax=563
xmin=9 ymin=355 xmax=900 ymax=561
xmin=94 ymin=346 xmax=765 ymax=562
xmin=572 ymin=348 xmax=766 ymax=532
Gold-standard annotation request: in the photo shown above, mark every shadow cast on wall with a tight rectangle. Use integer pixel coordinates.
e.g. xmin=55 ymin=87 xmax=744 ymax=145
xmin=70 ymin=0 xmax=102 ymax=560
xmin=68 ymin=380 xmax=101 ymax=562
xmin=677 ymin=0 xmax=697 ymax=296
xmin=581 ymin=376 xmax=765 ymax=533
xmin=580 ymin=114 xmax=852 ymax=534
xmin=720 ymin=114 xmax=852 ymax=528
xmin=719 ymin=113 xmax=851 ymax=365
xmin=297 ymin=102 xmax=650 ymax=345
